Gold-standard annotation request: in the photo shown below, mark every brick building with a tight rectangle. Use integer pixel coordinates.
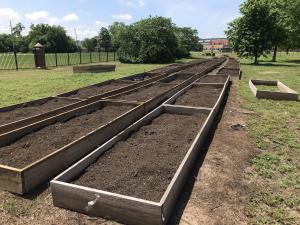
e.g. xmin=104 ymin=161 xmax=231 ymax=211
xmin=200 ymin=38 xmax=231 ymax=52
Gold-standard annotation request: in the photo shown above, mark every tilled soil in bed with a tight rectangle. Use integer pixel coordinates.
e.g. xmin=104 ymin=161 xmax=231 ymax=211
xmin=73 ymin=112 xmax=208 ymax=202
xmin=0 ymin=105 xmax=134 ymax=168
xmin=174 ymin=86 xmax=223 ymax=108
xmin=219 ymin=68 xmax=240 ymax=76
xmin=0 ymin=98 xmax=79 ymax=126
xmin=113 ymin=83 xmax=175 ymax=102
xmin=67 ymin=82 xmax=130 ymax=99
xmin=198 ymin=76 xmax=228 ymax=83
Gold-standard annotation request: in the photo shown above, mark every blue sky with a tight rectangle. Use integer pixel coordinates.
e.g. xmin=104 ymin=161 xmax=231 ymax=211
xmin=0 ymin=0 xmax=243 ymax=40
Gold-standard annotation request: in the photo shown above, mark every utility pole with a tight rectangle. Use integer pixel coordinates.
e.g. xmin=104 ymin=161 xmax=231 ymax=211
xmin=10 ymin=20 xmax=18 ymax=70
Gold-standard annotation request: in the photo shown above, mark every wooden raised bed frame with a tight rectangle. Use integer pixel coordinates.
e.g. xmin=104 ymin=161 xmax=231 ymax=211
xmin=249 ymin=79 xmax=299 ymax=101
xmin=73 ymin=64 xmax=116 ymax=73
xmin=0 ymin=60 xmax=207 ymax=135
xmin=50 ymin=75 xmax=230 ymax=225
xmin=0 ymin=100 xmax=144 ymax=194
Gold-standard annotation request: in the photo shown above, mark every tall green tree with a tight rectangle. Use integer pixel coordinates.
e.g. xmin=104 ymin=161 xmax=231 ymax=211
xmin=118 ymin=16 xmax=178 ymax=63
xmin=27 ymin=24 xmax=77 ymax=53
xmin=226 ymin=0 xmax=279 ymax=64
xmin=81 ymin=37 xmax=97 ymax=51
xmin=99 ymin=27 xmax=111 ymax=50
xmin=174 ymin=27 xmax=200 ymax=57
xmin=12 ymin=23 xmax=25 ymax=37
xmin=109 ymin=22 xmax=126 ymax=50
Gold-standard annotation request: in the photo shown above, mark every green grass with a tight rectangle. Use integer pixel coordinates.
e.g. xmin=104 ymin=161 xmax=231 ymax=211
xmin=0 ymin=61 xmax=168 ymax=107
xmin=255 ymin=85 xmax=280 ymax=92
xmin=240 ymin=53 xmax=300 ymax=224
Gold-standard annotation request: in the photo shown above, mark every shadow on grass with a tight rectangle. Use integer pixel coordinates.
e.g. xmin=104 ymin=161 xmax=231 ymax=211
xmin=167 ymin=82 xmax=232 ymax=225
xmin=281 ymin=59 xmax=300 ymax=64
xmin=241 ymin=62 xmax=297 ymax=67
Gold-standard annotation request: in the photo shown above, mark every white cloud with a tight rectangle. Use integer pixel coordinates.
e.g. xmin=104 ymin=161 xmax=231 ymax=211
xmin=112 ymin=13 xmax=132 ymax=21
xmin=48 ymin=17 xmax=60 ymax=25
xmin=138 ymin=0 xmax=146 ymax=7
xmin=25 ymin=10 xmax=49 ymax=21
xmin=0 ymin=8 xmax=21 ymax=21
xmin=95 ymin=21 xmax=108 ymax=28
xmin=62 ymin=13 xmax=79 ymax=22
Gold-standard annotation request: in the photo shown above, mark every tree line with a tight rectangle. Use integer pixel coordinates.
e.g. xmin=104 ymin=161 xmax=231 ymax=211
xmin=226 ymin=0 xmax=300 ymax=64
xmin=0 ymin=16 xmax=203 ymax=63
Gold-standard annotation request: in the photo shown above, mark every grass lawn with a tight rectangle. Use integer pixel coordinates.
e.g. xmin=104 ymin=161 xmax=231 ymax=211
xmin=239 ymin=53 xmax=300 ymax=224
xmin=0 ymin=62 xmax=170 ymax=108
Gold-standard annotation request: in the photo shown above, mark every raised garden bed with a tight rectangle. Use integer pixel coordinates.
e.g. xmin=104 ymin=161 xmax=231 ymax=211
xmin=0 ymin=98 xmax=80 ymax=126
xmin=197 ymin=75 xmax=229 ymax=84
xmin=158 ymin=74 xmax=191 ymax=85
xmin=0 ymin=100 xmax=144 ymax=194
xmin=50 ymin=73 xmax=229 ymax=225
xmin=171 ymin=84 xmax=224 ymax=108
xmin=249 ymin=79 xmax=299 ymax=101
xmin=218 ymin=67 xmax=241 ymax=79
xmin=109 ymin=83 xmax=176 ymax=102
xmin=0 ymin=97 xmax=84 ymax=135
xmin=66 ymin=80 xmax=134 ymax=99
xmin=73 ymin=64 xmax=116 ymax=73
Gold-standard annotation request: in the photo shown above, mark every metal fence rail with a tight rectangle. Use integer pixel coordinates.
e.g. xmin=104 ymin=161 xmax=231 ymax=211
xmin=0 ymin=51 xmax=117 ymax=70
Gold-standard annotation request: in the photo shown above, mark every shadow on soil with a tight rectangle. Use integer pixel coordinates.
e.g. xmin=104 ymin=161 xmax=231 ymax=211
xmin=167 ymin=82 xmax=232 ymax=225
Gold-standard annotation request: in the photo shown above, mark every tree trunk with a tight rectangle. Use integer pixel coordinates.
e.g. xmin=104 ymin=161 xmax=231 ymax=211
xmin=254 ymin=54 xmax=258 ymax=64
xmin=272 ymin=46 xmax=278 ymax=62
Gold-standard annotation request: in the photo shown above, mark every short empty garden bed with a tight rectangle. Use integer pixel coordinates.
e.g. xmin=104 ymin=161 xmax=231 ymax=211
xmin=0 ymin=98 xmax=80 ymax=127
xmin=172 ymin=84 xmax=223 ymax=108
xmin=219 ymin=68 xmax=240 ymax=77
xmin=51 ymin=105 xmax=214 ymax=225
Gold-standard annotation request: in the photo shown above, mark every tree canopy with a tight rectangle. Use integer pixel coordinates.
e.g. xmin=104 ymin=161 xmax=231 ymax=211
xmin=226 ymin=0 xmax=300 ymax=63
xmin=27 ymin=24 xmax=77 ymax=53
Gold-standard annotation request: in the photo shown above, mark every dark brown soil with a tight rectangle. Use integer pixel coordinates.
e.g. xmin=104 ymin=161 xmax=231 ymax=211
xmin=0 ymin=105 xmax=134 ymax=168
xmin=219 ymin=68 xmax=240 ymax=76
xmin=174 ymin=86 xmax=223 ymax=108
xmin=67 ymin=82 xmax=129 ymax=99
xmin=73 ymin=112 xmax=207 ymax=202
xmin=181 ymin=59 xmax=224 ymax=74
xmin=114 ymin=83 xmax=175 ymax=102
xmin=0 ymin=98 xmax=79 ymax=126
xmin=198 ymin=76 xmax=228 ymax=83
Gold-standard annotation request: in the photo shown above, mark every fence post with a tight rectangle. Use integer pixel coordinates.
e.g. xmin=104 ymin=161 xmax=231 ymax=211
xmin=67 ymin=52 xmax=70 ymax=65
xmin=79 ymin=48 xmax=82 ymax=64
xmin=106 ymin=51 xmax=109 ymax=62
xmin=98 ymin=48 xmax=101 ymax=62
xmin=14 ymin=51 xmax=18 ymax=70
xmin=89 ymin=51 xmax=92 ymax=63
xmin=55 ymin=52 xmax=58 ymax=67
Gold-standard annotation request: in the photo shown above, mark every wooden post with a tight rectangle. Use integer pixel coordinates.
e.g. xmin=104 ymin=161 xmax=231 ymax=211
xmin=55 ymin=52 xmax=58 ymax=67
xmin=106 ymin=51 xmax=109 ymax=62
xmin=67 ymin=53 xmax=70 ymax=65
xmin=79 ymin=49 xmax=82 ymax=64
xmin=14 ymin=51 xmax=18 ymax=70
xmin=90 ymin=51 xmax=92 ymax=63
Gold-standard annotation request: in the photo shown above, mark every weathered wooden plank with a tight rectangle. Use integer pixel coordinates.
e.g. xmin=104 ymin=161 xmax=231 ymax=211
xmin=51 ymin=181 xmax=162 ymax=225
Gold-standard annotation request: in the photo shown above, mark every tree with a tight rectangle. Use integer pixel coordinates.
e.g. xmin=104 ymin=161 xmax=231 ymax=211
xmin=109 ymin=22 xmax=126 ymax=50
xmin=0 ymin=34 xmax=13 ymax=52
xmin=99 ymin=27 xmax=111 ymax=50
xmin=118 ymin=16 xmax=178 ymax=63
xmin=27 ymin=24 xmax=77 ymax=53
xmin=81 ymin=37 xmax=97 ymax=51
xmin=174 ymin=27 xmax=200 ymax=58
xmin=226 ymin=0 xmax=278 ymax=64
xmin=12 ymin=23 xmax=25 ymax=37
